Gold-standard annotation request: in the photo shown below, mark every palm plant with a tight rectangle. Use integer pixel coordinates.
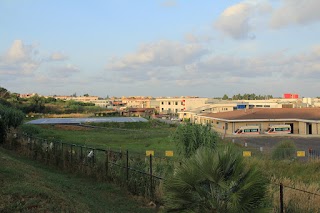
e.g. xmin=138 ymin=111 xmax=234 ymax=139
xmin=164 ymin=145 xmax=269 ymax=212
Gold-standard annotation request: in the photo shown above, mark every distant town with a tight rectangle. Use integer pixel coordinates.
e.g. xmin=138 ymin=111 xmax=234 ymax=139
xmin=16 ymin=92 xmax=320 ymax=136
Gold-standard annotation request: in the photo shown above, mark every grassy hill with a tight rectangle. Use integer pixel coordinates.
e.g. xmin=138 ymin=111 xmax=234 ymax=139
xmin=0 ymin=147 xmax=154 ymax=213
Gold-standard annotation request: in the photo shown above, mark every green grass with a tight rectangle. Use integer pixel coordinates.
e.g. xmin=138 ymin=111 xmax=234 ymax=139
xmin=246 ymin=157 xmax=320 ymax=184
xmin=20 ymin=122 xmax=177 ymax=157
xmin=0 ymin=147 xmax=154 ymax=213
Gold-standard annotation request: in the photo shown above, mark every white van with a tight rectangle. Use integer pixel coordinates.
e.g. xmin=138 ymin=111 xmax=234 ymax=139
xmin=234 ymin=126 xmax=260 ymax=135
xmin=265 ymin=125 xmax=291 ymax=134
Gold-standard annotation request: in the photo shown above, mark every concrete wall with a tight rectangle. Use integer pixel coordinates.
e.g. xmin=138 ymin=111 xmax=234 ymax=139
xmin=196 ymin=118 xmax=310 ymax=135
xmin=298 ymin=122 xmax=306 ymax=134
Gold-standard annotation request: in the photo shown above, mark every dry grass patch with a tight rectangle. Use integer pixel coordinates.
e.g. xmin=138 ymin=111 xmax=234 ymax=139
xmin=269 ymin=177 xmax=320 ymax=212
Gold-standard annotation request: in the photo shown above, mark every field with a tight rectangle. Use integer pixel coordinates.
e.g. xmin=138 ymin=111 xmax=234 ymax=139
xmin=0 ymin=147 xmax=154 ymax=213
xmin=20 ymin=120 xmax=177 ymax=157
xmin=16 ymin=121 xmax=320 ymax=211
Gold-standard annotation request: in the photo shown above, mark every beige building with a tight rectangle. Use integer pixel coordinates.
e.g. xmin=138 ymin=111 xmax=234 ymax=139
xmin=121 ymin=97 xmax=153 ymax=108
xmin=195 ymin=108 xmax=320 ymax=136
xmin=156 ymin=97 xmax=208 ymax=114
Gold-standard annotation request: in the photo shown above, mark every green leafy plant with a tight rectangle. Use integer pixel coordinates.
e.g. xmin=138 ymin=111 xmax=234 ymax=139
xmin=172 ymin=123 xmax=218 ymax=158
xmin=164 ymin=145 xmax=269 ymax=212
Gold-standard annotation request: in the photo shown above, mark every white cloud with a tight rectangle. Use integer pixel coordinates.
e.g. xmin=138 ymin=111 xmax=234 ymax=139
xmin=105 ymin=37 xmax=320 ymax=88
xmin=161 ymin=0 xmax=177 ymax=8
xmin=0 ymin=40 xmax=40 ymax=75
xmin=184 ymin=33 xmax=213 ymax=43
xmin=195 ymin=46 xmax=320 ymax=79
xmin=49 ymin=52 xmax=68 ymax=61
xmin=106 ymin=40 xmax=208 ymax=71
xmin=214 ymin=1 xmax=271 ymax=39
xmin=270 ymin=0 xmax=320 ymax=28
xmin=49 ymin=64 xmax=80 ymax=78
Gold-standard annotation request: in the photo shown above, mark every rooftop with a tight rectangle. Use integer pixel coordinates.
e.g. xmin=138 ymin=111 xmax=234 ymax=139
xmin=202 ymin=108 xmax=320 ymax=121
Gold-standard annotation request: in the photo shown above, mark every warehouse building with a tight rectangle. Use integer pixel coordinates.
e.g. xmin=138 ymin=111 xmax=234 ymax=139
xmin=196 ymin=108 xmax=320 ymax=136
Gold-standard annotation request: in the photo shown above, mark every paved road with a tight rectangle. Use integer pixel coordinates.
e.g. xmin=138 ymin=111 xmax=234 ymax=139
xmin=227 ymin=135 xmax=320 ymax=151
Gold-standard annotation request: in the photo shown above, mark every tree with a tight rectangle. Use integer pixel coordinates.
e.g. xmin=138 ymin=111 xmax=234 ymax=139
xmin=83 ymin=93 xmax=89 ymax=97
xmin=164 ymin=145 xmax=269 ymax=212
xmin=172 ymin=123 xmax=219 ymax=158
xmin=222 ymin=94 xmax=229 ymax=100
xmin=28 ymin=94 xmax=45 ymax=113
xmin=0 ymin=87 xmax=10 ymax=99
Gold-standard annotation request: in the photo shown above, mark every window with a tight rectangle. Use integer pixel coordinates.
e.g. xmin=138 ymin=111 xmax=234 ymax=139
xmin=244 ymin=129 xmax=251 ymax=132
xmin=175 ymin=102 xmax=178 ymax=105
xmin=264 ymin=105 xmax=270 ymax=107
xmin=256 ymin=105 xmax=263 ymax=107
xmin=161 ymin=108 xmax=164 ymax=111
xmin=181 ymin=102 xmax=184 ymax=105
xmin=275 ymin=127 xmax=290 ymax=131
xmin=168 ymin=102 xmax=171 ymax=105
xmin=161 ymin=102 xmax=164 ymax=105
xmin=250 ymin=129 xmax=258 ymax=132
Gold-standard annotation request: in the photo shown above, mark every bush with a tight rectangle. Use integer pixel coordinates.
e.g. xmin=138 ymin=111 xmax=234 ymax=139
xmin=0 ymin=104 xmax=25 ymax=143
xmin=19 ymin=124 xmax=42 ymax=136
xmin=172 ymin=123 xmax=219 ymax=158
xmin=272 ymin=140 xmax=297 ymax=160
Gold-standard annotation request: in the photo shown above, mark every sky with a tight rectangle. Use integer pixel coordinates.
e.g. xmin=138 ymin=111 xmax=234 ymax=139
xmin=1 ymin=0 xmax=320 ymax=98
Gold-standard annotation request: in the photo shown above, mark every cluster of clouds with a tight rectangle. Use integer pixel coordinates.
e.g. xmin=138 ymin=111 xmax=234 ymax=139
xmin=215 ymin=0 xmax=320 ymax=39
xmin=0 ymin=40 xmax=80 ymax=83
xmin=104 ymin=0 xmax=320 ymax=90
xmin=2 ymin=0 xmax=320 ymax=96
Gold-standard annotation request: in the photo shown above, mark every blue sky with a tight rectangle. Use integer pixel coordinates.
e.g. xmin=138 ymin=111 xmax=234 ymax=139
xmin=1 ymin=0 xmax=320 ymax=98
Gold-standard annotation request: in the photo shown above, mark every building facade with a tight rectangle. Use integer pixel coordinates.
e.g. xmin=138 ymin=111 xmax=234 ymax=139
xmin=195 ymin=108 xmax=320 ymax=136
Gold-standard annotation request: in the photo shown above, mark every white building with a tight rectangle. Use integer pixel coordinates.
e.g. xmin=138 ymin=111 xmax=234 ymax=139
xmin=156 ymin=97 xmax=208 ymax=114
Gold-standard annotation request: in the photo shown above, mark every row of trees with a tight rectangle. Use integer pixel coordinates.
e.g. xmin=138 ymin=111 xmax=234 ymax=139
xmin=222 ymin=93 xmax=274 ymax=100
xmin=0 ymin=87 xmax=99 ymax=114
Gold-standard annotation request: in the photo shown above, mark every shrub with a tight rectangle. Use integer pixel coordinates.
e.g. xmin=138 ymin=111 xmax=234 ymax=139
xmin=272 ymin=140 xmax=297 ymax=160
xmin=0 ymin=104 xmax=25 ymax=143
xmin=19 ymin=124 xmax=42 ymax=136
xmin=172 ymin=123 xmax=218 ymax=158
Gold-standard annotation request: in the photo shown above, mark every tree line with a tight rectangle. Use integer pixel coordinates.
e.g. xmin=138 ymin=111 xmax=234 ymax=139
xmin=221 ymin=93 xmax=274 ymax=100
xmin=0 ymin=87 xmax=99 ymax=114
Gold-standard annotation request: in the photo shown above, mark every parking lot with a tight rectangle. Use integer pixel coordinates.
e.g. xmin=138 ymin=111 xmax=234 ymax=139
xmin=227 ymin=135 xmax=320 ymax=151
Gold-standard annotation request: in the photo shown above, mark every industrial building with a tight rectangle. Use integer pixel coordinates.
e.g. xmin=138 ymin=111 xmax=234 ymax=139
xmin=195 ymin=108 xmax=320 ymax=136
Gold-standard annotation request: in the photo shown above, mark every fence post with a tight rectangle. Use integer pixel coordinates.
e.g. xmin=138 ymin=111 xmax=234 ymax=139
xmin=61 ymin=142 xmax=64 ymax=168
xmin=46 ymin=140 xmax=49 ymax=164
xmin=126 ymin=150 xmax=129 ymax=182
xmin=280 ymin=183 xmax=284 ymax=213
xmin=80 ymin=146 xmax=83 ymax=161
xmin=105 ymin=150 xmax=108 ymax=177
xmin=92 ymin=148 xmax=95 ymax=166
xmin=150 ymin=154 xmax=153 ymax=198
xmin=70 ymin=144 xmax=73 ymax=164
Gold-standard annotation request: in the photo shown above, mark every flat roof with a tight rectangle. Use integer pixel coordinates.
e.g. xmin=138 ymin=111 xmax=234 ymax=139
xmin=201 ymin=108 xmax=320 ymax=121
xmin=26 ymin=117 xmax=148 ymax=125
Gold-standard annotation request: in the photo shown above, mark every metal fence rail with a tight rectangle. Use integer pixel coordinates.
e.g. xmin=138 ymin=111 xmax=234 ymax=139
xmin=5 ymin=131 xmax=169 ymax=203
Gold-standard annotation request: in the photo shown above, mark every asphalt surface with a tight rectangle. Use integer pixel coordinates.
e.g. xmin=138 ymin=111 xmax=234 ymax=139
xmin=227 ymin=135 xmax=320 ymax=151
